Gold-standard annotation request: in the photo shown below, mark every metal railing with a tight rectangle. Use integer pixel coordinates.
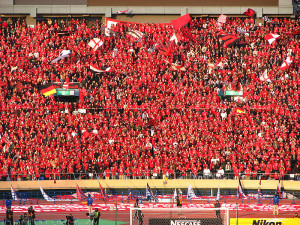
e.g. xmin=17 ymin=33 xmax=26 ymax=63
xmin=1 ymin=172 xmax=299 ymax=181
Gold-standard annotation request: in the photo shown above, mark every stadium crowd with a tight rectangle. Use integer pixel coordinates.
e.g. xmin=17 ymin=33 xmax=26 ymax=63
xmin=0 ymin=15 xmax=299 ymax=181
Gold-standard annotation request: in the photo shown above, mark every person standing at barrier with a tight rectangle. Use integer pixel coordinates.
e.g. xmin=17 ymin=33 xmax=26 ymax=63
xmin=214 ymin=200 xmax=221 ymax=219
xmin=273 ymin=194 xmax=279 ymax=216
xmin=87 ymin=194 xmax=93 ymax=212
xmin=5 ymin=206 xmax=13 ymax=225
xmin=28 ymin=206 xmax=35 ymax=225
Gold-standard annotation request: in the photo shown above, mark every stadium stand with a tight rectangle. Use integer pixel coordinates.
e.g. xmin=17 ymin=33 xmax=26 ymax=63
xmin=0 ymin=12 xmax=299 ymax=182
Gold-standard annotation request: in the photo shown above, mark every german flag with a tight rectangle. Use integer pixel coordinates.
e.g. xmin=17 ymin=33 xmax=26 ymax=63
xmin=236 ymin=107 xmax=246 ymax=114
xmin=40 ymin=84 xmax=57 ymax=96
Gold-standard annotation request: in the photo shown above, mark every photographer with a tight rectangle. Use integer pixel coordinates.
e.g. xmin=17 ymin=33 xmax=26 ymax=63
xmin=5 ymin=206 xmax=13 ymax=225
xmin=66 ymin=214 xmax=74 ymax=225
xmin=93 ymin=209 xmax=100 ymax=225
xmin=28 ymin=206 xmax=35 ymax=225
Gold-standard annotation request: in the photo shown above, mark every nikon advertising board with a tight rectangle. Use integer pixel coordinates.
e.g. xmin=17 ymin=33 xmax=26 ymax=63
xmin=149 ymin=218 xmax=223 ymax=225
xmin=230 ymin=218 xmax=300 ymax=225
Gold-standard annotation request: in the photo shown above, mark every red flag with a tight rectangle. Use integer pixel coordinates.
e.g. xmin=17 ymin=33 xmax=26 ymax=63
xmin=99 ymin=182 xmax=104 ymax=197
xmin=157 ymin=42 xmax=173 ymax=56
xmin=219 ymin=33 xmax=239 ymax=47
xmin=171 ymin=13 xmax=192 ymax=30
xmin=243 ymin=8 xmax=256 ymax=17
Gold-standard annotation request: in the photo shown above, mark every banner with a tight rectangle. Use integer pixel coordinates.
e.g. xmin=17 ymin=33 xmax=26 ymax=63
xmin=230 ymin=218 xmax=300 ymax=225
xmin=150 ymin=218 xmax=222 ymax=225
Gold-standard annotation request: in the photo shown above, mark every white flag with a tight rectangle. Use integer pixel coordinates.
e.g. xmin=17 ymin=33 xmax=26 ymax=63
xmin=187 ymin=183 xmax=196 ymax=199
xmin=51 ymin=50 xmax=71 ymax=64
xmin=173 ymin=188 xmax=177 ymax=201
xmin=216 ymin=187 xmax=220 ymax=201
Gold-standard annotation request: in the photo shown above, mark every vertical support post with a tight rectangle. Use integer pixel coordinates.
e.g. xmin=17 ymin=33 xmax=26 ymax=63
xmin=236 ymin=203 xmax=238 ymax=225
xmin=292 ymin=192 xmax=296 ymax=204
xmin=207 ymin=191 xmax=209 ymax=203
xmin=115 ymin=201 xmax=117 ymax=225
xmin=122 ymin=192 xmax=123 ymax=203
xmin=54 ymin=192 xmax=56 ymax=204
xmin=36 ymin=192 xmax=39 ymax=205
xmin=71 ymin=195 xmax=73 ymax=204
xmin=227 ymin=208 xmax=229 ymax=225
xmin=224 ymin=191 xmax=227 ymax=203
xmin=130 ymin=207 xmax=132 ymax=225
xmin=258 ymin=192 xmax=261 ymax=204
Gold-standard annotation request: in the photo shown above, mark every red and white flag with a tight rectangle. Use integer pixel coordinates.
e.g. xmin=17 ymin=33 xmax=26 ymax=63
xmin=170 ymin=33 xmax=183 ymax=44
xmin=127 ymin=30 xmax=144 ymax=40
xmin=265 ymin=33 xmax=280 ymax=44
xmin=106 ymin=18 xmax=119 ymax=30
xmin=90 ymin=64 xmax=111 ymax=73
xmin=217 ymin=14 xmax=227 ymax=24
xmin=99 ymin=182 xmax=104 ymax=197
xmin=88 ymin=38 xmax=103 ymax=52
xmin=280 ymin=57 xmax=293 ymax=70
xmin=260 ymin=69 xmax=271 ymax=82
xmin=277 ymin=179 xmax=282 ymax=198
xmin=117 ymin=9 xmax=130 ymax=14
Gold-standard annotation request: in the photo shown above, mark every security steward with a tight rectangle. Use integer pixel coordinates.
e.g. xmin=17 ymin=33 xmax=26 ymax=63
xmin=93 ymin=208 xmax=100 ymax=225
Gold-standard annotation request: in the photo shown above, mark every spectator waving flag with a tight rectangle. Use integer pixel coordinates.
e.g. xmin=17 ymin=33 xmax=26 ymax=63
xmin=260 ymin=69 xmax=271 ymax=82
xmin=280 ymin=57 xmax=293 ymax=70
xmin=157 ymin=42 xmax=173 ymax=56
xmin=236 ymin=107 xmax=246 ymax=114
xmin=90 ymin=64 xmax=111 ymax=73
xmin=128 ymin=187 xmax=132 ymax=199
xmin=238 ymin=179 xmax=247 ymax=199
xmin=40 ymin=84 xmax=57 ymax=96
xmin=171 ymin=13 xmax=192 ymax=30
xmin=265 ymin=33 xmax=280 ymax=45
xmin=217 ymin=14 xmax=227 ymax=24
xmin=243 ymin=8 xmax=256 ymax=18
xmin=146 ymin=183 xmax=155 ymax=201
xmin=88 ymin=38 xmax=103 ymax=52
xmin=170 ymin=33 xmax=183 ymax=44
xmin=51 ymin=50 xmax=71 ymax=64
xmin=219 ymin=33 xmax=239 ymax=47
xmin=187 ymin=183 xmax=196 ymax=199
